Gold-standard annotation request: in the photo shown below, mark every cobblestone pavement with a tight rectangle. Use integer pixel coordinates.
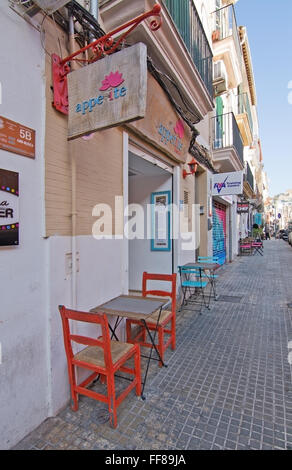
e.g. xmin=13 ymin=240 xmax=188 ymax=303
xmin=14 ymin=240 xmax=292 ymax=450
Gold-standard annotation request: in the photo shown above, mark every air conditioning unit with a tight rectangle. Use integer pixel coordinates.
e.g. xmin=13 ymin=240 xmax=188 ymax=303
xmin=9 ymin=0 xmax=71 ymax=18
xmin=213 ymin=60 xmax=227 ymax=96
xmin=33 ymin=0 xmax=71 ymax=14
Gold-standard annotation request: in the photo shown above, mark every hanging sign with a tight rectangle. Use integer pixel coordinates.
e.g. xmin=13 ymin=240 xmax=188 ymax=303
xmin=0 ymin=169 xmax=19 ymax=246
xmin=68 ymin=43 xmax=147 ymax=140
xmin=237 ymin=202 xmax=249 ymax=214
xmin=212 ymin=171 xmax=243 ymax=196
xmin=0 ymin=116 xmax=35 ymax=159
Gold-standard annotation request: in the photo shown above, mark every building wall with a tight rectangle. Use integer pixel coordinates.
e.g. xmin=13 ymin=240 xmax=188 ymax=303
xmin=0 ymin=4 xmax=47 ymax=449
xmin=0 ymin=0 xmax=218 ymax=448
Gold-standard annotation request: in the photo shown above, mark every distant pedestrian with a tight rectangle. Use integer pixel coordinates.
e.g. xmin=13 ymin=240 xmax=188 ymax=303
xmin=265 ymin=230 xmax=270 ymax=240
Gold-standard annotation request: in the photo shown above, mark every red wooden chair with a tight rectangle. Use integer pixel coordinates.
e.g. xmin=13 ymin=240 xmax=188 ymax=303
xmin=59 ymin=305 xmax=141 ymax=428
xmin=125 ymin=272 xmax=177 ymax=367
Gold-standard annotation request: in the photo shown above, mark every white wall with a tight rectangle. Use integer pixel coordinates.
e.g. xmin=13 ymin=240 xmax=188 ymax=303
xmin=47 ymin=235 xmax=125 ymax=415
xmin=129 ymin=174 xmax=173 ymax=291
xmin=0 ymin=4 xmax=47 ymax=449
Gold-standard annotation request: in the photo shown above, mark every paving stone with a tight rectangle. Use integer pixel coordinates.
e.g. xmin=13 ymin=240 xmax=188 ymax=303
xmin=12 ymin=241 xmax=292 ymax=451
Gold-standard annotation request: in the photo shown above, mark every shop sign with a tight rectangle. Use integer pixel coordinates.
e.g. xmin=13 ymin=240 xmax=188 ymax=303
xmin=68 ymin=43 xmax=147 ymax=140
xmin=157 ymin=119 xmax=184 ymax=156
xmin=0 ymin=168 xmax=19 ymax=246
xmin=0 ymin=116 xmax=35 ymax=159
xmin=237 ymin=202 xmax=249 ymax=214
xmin=212 ymin=171 xmax=243 ymax=196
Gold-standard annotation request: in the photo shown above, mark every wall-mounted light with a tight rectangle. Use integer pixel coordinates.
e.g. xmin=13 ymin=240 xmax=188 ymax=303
xmin=183 ymin=158 xmax=198 ymax=179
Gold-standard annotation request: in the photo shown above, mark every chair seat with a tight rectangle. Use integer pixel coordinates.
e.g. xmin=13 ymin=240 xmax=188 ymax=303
xmin=145 ymin=309 xmax=172 ymax=325
xmin=74 ymin=341 xmax=133 ymax=368
xmin=182 ymin=280 xmax=208 ymax=288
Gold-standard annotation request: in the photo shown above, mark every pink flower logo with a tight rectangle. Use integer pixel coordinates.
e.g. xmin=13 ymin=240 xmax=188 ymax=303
xmin=174 ymin=119 xmax=184 ymax=139
xmin=99 ymin=71 xmax=124 ymax=91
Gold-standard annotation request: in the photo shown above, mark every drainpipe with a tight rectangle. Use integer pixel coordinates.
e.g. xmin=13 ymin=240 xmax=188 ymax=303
xmin=90 ymin=0 xmax=99 ymax=42
xmin=90 ymin=0 xmax=99 ymax=20
xmin=69 ymin=13 xmax=78 ymax=310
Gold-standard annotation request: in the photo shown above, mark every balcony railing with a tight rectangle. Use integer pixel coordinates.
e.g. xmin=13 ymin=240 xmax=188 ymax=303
xmin=245 ymin=162 xmax=254 ymax=192
xmin=212 ymin=112 xmax=244 ymax=164
xmin=237 ymin=92 xmax=253 ymax=134
xmin=164 ymin=0 xmax=213 ymax=98
xmin=213 ymin=4 xmax=242 ymax=63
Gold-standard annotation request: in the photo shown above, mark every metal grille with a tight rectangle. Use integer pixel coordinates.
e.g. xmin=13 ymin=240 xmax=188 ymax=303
xmin=164 ymin=0 xmax=213 ymax=99
xmin=237 ymin=92 xmax=253 ymax=135
xmin=212 ymin=112 xmax=244 ymax=165
xmin=213 ymin=201 xmax=226 ymax=265
xmin=245 ymin=162 xmax=255 ymax=192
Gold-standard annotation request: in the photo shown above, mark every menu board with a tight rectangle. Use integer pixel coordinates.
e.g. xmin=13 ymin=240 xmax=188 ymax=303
xmin=0 ymin=169 xmax=19 ymax=246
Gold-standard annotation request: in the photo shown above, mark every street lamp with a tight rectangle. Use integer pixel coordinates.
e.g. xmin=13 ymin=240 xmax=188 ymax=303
xmin=182 ymin=158 xmax=198 ymax=179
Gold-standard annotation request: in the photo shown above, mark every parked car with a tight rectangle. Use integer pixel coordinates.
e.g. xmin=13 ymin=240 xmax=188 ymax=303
xmin=289 ymin=231 xmax=292 ymax=246
xmin=282 ymin=230 xmax=288 ymax=242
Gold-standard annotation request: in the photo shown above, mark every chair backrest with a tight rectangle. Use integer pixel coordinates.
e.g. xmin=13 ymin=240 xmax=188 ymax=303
xmin=59 ymin=305 xmax=113 ymax=369
xmin=198 ymin=256 xmax=219 ymax=264
xmin=179 ymin=267 xmax=201 ymax=276
xmin=142 ymin=272 xmax=177 ymax=312
xmin=179 ymin=266 xmax=206 ymax=287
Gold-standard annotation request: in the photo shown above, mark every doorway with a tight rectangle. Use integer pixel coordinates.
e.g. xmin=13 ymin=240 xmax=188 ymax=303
xmin=128 ymin=150 xmax=173 ymax=291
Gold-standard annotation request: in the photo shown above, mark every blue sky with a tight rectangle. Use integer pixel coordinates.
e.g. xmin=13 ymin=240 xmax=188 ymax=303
xmin=235 ymin=0 xmax=292 ymax=196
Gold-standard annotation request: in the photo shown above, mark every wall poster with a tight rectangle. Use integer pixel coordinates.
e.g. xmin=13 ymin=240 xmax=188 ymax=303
xmin=151 ymin=191 xmax=171 ymax=252
xmin=0 ymin=169 xmax=19 ymax=246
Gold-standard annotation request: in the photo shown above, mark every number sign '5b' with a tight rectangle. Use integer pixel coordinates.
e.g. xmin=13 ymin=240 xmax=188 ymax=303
xmin=0 ymin=116 xmax=35 ymax=159
xmin=68 ymin=43 xmax=147 ymax=140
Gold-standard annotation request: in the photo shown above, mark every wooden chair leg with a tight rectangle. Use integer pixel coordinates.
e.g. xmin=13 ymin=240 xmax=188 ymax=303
xmin=69 ymin=364 xmax=79 ymax=411
xmin=126 ymin=319 xmax=132 ymax=342
xmin=134 ymin=347 xmax=141 ymax=396
xmin=171 ymin=318 xmax=176 ymax=351
xmin=158 ymin=326 xmax=164 ymax=367
xmin=107 ymin=374 xmax=117 ymax=428
xmin=100 ymin=374 xmax=106 ymax=385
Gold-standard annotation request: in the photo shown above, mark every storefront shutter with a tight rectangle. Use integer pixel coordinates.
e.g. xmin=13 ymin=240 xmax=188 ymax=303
xmin=212 ymin=201 xmax=227 ymax=265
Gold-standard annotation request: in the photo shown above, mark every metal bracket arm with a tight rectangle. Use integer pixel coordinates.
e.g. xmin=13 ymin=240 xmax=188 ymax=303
xmin=52 ymin=3 xmax=162 ymax=115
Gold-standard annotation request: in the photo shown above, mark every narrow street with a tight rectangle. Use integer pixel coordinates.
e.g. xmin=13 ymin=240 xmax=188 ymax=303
xmin=14 ymin=240 xmax=292 ymax=451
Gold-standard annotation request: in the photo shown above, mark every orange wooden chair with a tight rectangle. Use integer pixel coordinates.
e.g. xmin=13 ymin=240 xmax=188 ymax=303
xmin=59 ymin=305 xmax=141 ymax=428
xmin=125 ymin=272 xmax=177 ymax=367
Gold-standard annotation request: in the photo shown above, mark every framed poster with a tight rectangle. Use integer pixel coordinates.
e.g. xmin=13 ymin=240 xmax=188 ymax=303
xmin=0 ymin=169 xmax=19 ymax=246
xmin=151 ymin=191 xmax=171 ymax=251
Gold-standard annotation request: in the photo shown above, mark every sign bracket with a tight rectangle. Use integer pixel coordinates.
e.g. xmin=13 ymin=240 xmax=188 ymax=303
xmin=52 ymin=3 xmax=162 ymax=115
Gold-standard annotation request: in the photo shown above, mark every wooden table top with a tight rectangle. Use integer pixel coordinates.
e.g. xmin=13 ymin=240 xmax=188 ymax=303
xmin=90 ymin=294 xmax=168 ymax=320
xmin=180 ymin=262 xmax=221 ymax=271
